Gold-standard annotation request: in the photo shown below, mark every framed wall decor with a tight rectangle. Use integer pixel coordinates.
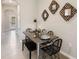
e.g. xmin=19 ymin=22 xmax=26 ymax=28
xmin=42 ymin=9 xmax=49 ymax=21
xmin=49 ymin=0 xmax=59 ymax=14
xmin=60 ymin=3 xmax=77 ymax=21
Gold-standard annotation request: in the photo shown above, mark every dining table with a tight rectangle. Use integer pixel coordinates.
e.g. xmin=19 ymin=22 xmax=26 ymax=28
xmin=23 ymin=30 xmax=59 ymax=59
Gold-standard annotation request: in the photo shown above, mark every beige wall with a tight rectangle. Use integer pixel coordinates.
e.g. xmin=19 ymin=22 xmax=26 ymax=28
xmin=37 ymin=0 xmax=77 ymax=58
xmin=19 ymin=0 xmax=38 ymax=39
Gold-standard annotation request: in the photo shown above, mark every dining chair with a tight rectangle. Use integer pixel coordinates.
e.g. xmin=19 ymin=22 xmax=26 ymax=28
xmin=26 ymin=28 xmax=32 ymax=32
xmin=41 ymin=38 xmax=62 ymax=59
xmin=22 ymin=36 xmax=37 ymax=59
xmin=47 ymin=31 xmax=54 ymax=36
xmin=42 ymin=29 xmax=47 ymax=35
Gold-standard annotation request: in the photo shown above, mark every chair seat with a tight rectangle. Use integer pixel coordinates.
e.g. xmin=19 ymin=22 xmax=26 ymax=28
xmin=25 ymin=41 xmax=37 ymax=51
xmin=41 ymin=45 xmax=60 ymax=56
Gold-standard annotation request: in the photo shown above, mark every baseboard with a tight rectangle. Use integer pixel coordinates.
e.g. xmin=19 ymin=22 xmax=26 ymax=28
xmin=60 ymin=51 xmax=76 ymax=59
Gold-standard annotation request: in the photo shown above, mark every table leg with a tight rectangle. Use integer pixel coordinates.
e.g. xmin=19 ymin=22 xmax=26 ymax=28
xmin=37 ymin=43 xmax=40 ymax=59
xmin=22 ymin=40 xmax=25 ymax=51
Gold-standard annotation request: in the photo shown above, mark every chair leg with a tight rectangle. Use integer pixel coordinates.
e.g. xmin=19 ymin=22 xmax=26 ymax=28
xmin=50 ymin=56 xmax=53 ymax=59
xmin=42 ymin=52 xmax=48 ymax=59
xmin=57 ymin=53 xmax=60 ymax=59
xmin=22 ymin=40 xmax=24 ymax=51
xmin=42 ymin=53 xmax=46 ymax=59
xmin=54 ymin=55 xmax=57 ymax=59
xmin=29 ymin=51 xmax=31 ymax=59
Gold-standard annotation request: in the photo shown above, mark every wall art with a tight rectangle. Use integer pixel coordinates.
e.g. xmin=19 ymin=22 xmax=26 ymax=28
xmin=60 ymin=3 xmax=77 ymax=21
xmin=42 ymin=9 xmax=49 ymax=21
xmin=49 ymin=0 xmax=59 ymax=14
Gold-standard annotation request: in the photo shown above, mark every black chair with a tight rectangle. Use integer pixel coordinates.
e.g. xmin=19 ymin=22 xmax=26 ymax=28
xmin=22 ymin=36 xmax=37 ymax=59
xmin=47 ymin=31 xmax=54 ymax=36
xmin=41 ymin=38 xmax=62 ymax=59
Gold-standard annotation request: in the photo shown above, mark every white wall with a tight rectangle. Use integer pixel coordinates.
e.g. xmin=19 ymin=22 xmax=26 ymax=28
xmin=19 ymin=0 xmax=38 ymax=39
xmin=37 ymin=0 xmax=77 ymax=58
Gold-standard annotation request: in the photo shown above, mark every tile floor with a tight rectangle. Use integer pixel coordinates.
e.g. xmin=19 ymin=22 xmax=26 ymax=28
xmin=1 ymin=30 xmax=69 ymax=59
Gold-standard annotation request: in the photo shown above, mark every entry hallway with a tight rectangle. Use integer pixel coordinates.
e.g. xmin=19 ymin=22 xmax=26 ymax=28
xmin=1 ymin=30 xmax=69 ymax=59
xmin=1 ymin=30 xmax=37 ymax=59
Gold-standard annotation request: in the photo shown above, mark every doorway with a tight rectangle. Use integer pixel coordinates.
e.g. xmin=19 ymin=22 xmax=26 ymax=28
xmin=2 ymin=2 xmax=21 ymax=35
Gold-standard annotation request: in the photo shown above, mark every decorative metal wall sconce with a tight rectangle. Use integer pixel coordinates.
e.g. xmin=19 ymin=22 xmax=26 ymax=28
xmin=60 ymin=3 xmax=77 ymax=21
xmin=49 ymin=0 xmax=59 ymax=14
xmin=42 ymin=10 xmax=49 ymax=21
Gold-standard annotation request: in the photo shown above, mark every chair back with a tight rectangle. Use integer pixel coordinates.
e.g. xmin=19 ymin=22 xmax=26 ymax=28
xmin=41 ymin=38 xmax=62 ymax=56
xmin=52 ymin=38 xmax=62 ymax=54
xmin=42 ymin=29 xmax=47 ymax=35
xmin=26 ymin=28 xmax=32 ymax=32
xmin=47 ymin=31 xmax=54 ymax=36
